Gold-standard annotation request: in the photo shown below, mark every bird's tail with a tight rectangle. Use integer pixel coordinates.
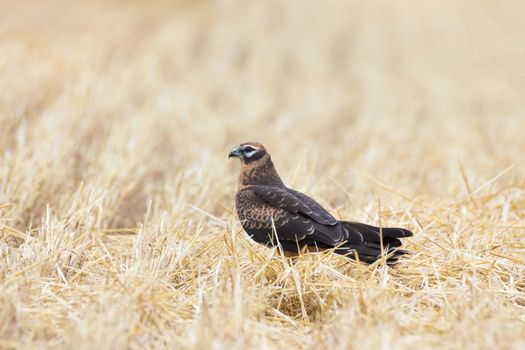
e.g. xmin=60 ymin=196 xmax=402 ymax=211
xmin=336 ymin=221 xmax=413 ymax=264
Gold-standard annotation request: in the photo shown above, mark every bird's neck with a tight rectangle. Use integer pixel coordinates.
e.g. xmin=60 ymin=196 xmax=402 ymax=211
xmin=238 ymin=155 xmax=284 ymax=189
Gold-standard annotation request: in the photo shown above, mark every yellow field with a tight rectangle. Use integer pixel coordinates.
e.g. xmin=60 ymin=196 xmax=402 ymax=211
xmin=1 ymin=0 xmax=525 ymax=348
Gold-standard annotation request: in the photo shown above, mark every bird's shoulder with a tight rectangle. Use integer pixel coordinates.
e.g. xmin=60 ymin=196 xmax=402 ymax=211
xmin=235 ymin=187 xmax=282 ymax=214
xmin=235 ymin=187 xmax=287 ymax=229
xmin=243 ymin=185 xmax=338 ymax=226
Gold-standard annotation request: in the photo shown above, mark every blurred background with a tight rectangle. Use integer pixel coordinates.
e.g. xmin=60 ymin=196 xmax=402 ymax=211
xmin=2 ymin=2 xmax=525 ymax=348
xmin=1 ymin=0 xmax=524 ymax=225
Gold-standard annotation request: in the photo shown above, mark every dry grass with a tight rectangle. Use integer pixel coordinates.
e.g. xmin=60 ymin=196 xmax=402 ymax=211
xmin=1 ymin=0 xmax=525 ymax=349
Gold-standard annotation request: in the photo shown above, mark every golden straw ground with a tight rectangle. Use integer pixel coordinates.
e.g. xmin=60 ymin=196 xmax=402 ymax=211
xmin=1 ymin=0 xmax=525 ymax=349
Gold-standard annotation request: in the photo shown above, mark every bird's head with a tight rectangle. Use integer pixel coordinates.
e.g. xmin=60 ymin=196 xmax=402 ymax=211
xmin=229 ymin=142 xmax=283 ymax=187
xmin=228 ymin=142 xmax=268 ymax=164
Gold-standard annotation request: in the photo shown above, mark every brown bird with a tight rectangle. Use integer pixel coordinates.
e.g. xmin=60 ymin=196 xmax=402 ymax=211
xmin=229 ymin=142 xmax=412 ymax=264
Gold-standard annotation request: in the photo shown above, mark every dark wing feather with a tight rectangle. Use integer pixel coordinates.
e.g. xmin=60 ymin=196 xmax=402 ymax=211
xmin=249 ymin=185 xmax=346 ymax=245
xmin=271 ymin=212 xmax=315 ymax=242
xmin=250 ymin=185 xmax=338 ymax=226
xmin=286 ymin=188 xmax=338 ymax=225
xmin=244 ymin=209 xmax=316 ymax=243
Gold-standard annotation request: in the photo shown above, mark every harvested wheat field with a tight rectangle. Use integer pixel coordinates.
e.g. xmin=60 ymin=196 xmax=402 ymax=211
xmin=1 ymin=0 xmax=525 ymax=349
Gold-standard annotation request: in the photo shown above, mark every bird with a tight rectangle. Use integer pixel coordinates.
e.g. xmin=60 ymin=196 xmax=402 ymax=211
xmin=228 ymin=142 xmax=413 ymax=264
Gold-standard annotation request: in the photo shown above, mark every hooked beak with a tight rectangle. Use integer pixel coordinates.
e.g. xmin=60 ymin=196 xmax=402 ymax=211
xmin=228 ymin=146 xmax=242 ymax=159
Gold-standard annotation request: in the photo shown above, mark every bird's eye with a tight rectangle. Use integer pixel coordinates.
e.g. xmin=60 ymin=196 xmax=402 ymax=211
xmin=242 ymin=146 xmax=257 ymax=158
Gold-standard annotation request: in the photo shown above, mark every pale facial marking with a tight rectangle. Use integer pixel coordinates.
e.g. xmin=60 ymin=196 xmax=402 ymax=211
xmin=244 ymin=149 xmax=257 ymax=158
xmin=240 ymin=144 xmax=258 ymax=158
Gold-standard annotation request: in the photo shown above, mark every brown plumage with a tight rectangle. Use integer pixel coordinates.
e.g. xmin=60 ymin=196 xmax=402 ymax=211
xmin=229 ymin=142 xmax=413 ymax=264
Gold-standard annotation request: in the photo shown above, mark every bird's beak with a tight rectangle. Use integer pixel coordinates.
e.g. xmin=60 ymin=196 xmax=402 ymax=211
xmin=228 ymin=146 xmax=242 ymax=158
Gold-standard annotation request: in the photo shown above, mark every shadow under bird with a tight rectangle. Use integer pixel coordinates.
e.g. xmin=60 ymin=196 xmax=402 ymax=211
xmin=229 ymin=142 xmax=413 ymax=264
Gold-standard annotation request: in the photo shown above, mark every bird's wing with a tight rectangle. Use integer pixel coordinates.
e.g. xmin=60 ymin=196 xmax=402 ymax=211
xmin=250 ymin=185 xmax=338 ymax=225
xmin=285 ymin=188 xmax=338 ymax=225
xmin=248 ymin=185 xmax=347 ymax=245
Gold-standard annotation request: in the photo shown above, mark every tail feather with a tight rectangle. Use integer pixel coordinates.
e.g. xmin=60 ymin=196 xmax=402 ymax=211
xmin=338 ymin=221 xmax=413 ymax=264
